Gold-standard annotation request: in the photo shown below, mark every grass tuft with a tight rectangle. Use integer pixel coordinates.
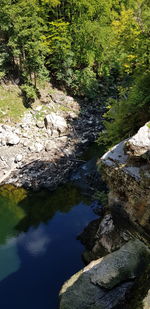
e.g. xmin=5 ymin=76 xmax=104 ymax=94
xmin=0 ymin=84 xmax=27 ymax=123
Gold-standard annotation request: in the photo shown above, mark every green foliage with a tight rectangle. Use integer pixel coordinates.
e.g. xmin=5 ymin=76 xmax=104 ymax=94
xmin=0 ymin=0 xmax=52 ymax=85
xmin=46 ymin=19 xmax=71 ymax=53
xmin=109 ymin=4 xmax=150 ymax=74
xmin=0 ymin=0 xmax=149 ymax=114
xmin=0 ymin=52 xmax=6 ymax=80
xmin=96 ymin=0 xmax=150 ymax=146
xmin=0 ymin=72 xmax=5 ymax=81
xmin=20 ymin=84 xmax=37 ymax=102
xmin=98 ymin=71 xmax=150 ymax=146
xmin=41 ymin=0 xmax=60 ymax=5
xmin=147 ymin=123 xmax=150 ymax=129
xmin=46 ymin=18 xmax=73 ymax=85
xmin=72 ymin=67 xmax=99 ymax=99
xmin=93 ymin=190 xmax=108 ymax=207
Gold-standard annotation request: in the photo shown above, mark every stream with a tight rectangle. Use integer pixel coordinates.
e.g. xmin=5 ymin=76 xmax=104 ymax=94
xmin=0 ymin=143 xmax=104 ymax=309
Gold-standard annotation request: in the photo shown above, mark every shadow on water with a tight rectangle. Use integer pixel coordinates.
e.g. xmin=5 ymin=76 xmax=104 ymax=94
xmin=0 ymin=181 xmax=99 ymax=309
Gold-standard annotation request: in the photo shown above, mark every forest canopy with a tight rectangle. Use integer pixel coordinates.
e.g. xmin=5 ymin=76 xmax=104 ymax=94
xmin=0 ymin=0 xmax=150 ymax=144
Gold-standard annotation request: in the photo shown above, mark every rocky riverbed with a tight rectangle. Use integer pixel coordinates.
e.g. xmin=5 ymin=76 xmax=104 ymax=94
xmin=0 ymin=88 xmax=102 ymax=190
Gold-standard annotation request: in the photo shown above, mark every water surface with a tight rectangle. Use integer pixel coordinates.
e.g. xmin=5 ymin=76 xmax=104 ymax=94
xmin=0 ymin=183 xmax=98 ymax=309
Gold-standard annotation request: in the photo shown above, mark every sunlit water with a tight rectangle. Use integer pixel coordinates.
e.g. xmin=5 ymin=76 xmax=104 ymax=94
xmin=0 ymin=183 xmax=98 ymax=309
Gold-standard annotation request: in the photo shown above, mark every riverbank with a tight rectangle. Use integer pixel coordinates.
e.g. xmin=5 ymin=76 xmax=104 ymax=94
xmin=0 ymin=85 xmax=102 ymax=190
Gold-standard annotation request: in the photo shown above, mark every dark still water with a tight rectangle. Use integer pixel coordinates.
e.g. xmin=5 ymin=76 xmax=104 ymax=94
xmin=0 ymin=183 xmax=98 ymax=309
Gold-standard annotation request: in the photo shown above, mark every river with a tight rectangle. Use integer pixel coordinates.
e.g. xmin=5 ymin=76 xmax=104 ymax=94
xmin=0 ymin=143 xmax=104 ymax=309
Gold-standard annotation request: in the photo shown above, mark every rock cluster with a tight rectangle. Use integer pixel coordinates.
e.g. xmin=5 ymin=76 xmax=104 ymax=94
xmin=0 ymin=88 xmax=102 ymax=190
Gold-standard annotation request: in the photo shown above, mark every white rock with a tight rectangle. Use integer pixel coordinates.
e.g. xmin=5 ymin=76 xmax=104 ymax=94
xmin=45 ymin=141 xmax=57 ymax=152
xmin=6 ymin=133 xmax=20 ymax=145
xmin=28 ymin=143 xmax=35 ymax=152
xmin=15 ymin=154 xmax=23 ymax=163
xmin=0 ymin=156 xmax=4 ymax=161
xmin=2 ymin=124 xmax=12 ymax=132
xmin=44 ymin=112 xmax=68 ymax=136
xmin=125 ymin=123 xmax=150 ymax=156
xmin=59 ymin=136 xmax=68 ymax=143
xmin=34 ymin=142 xmax=44 ymax=153
xmin=22 ymin=132 xmax=29 ymax=138
xmin=52 ymin=129 xmax=59 ymax=138
xmin=20 ymin=124 xmax=28 ymax=129
xmin=63 ymin=148 xmax=72 ymax=156
xmin=14 ymin=128 xmax=20 ymax=135
xmin=22 ymin=140 xmax=28 ymax=147
xmin=34 ymin=105 xmax=42 ymax=112
xmin=47 ymin=129 xmax=53 ymax=136
xmin=69 ymin=111 xmax=78 ymax=119
xmin=22 ymin=112 xmax=34 ymax=125
xmin=1 ymin=138 xmax=7 ymax=146
xmin=36 ymin=120 xmax=44 ymax=129
xmin=129 ymin=124 xmax=150 ymax=148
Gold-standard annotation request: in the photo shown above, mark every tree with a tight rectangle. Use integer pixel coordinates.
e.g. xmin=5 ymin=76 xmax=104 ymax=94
xmin=0 ymin=0 xmax=60 ymax=84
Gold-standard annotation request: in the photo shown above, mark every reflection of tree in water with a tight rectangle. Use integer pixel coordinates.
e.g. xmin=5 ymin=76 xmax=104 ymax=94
xmin=16 ymin=183 xmax=90 ymax=233
xmin=0 ymin=185 xmax=26 ymax=245
xmin=0 ymin=185 xmax=26 ymax=279
xmin=0 ymin=183 xmax=90 ymax=242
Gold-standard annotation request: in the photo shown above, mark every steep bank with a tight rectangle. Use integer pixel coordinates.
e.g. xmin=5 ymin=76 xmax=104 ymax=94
xmin=83 ymin=123 xmax=150 ymax=263
xmin=78 ymin=124 xmax=150 ymax=262
xmin=99 ymin=122 xmax=150 ymax=233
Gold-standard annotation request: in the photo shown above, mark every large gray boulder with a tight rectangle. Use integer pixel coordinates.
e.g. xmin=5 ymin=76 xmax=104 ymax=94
xmin=44 ymin=112 xmax=68 ymax=136
xmin=0 ymin=125 xmax=20 ymax=146
xmin=125 ymin=122 xmax=150 ymax=157
xmin=59 ymin=261 xmax=133 ymax=309
xmin=59 ymin=240 xmax=150 ymax=309
xmin=90 ymin=239 xmax=149 ymax=289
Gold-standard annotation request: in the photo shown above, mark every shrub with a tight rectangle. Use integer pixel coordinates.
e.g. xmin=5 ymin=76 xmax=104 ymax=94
xmin=21 ymin=84 xmax=37 ymax=103
xmin=72 ymin=67 xmax=99 ymax=99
